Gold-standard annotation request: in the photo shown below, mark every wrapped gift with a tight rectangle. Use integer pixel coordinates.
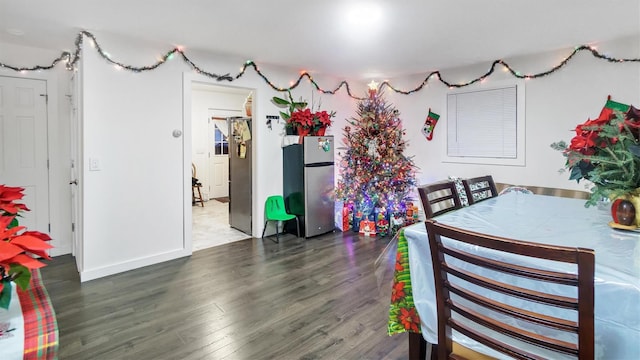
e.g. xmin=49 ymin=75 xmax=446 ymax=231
xmin=403 ymin=202 xmax=420 ymax=225
xmin=353 ymin=201 xmax=376 ymax=232
xmin=411 ymin=204 xmax=420 ymax=222
xmin=406 ymin=202 xmax=414 ymax=218
xmin=353 ymin=208 xmax=364 ymax=233
xmin=390 ymin=211 xmax=406 ymax=235
xmin=359 ymin=220 xmax=376 ymax=237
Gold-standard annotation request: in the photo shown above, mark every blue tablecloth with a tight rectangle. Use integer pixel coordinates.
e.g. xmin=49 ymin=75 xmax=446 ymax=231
xmin=404 ymin=192 xmax=640 ymax=359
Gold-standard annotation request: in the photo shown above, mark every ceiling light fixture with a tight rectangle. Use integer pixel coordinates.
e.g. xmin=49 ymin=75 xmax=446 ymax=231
xmin=345 ymin=3 xmax=383 ymax=27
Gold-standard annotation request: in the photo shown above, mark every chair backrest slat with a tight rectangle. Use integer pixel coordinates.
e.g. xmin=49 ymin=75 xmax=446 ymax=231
xmin=418 ymin=181 xmax=462 ymax=219
xmin=426 ymin=219 xmax=595 ymax=360
xmin=462 ymin=175 xmax=498 ymax=205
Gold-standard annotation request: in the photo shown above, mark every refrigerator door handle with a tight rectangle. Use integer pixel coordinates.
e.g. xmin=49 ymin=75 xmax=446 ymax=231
xmin=305 ymin=162 xmax=334 ymax=168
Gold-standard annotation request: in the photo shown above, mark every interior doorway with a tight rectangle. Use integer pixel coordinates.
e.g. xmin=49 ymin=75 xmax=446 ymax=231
xmin=190 ymin=82 xmax=253 ymax=251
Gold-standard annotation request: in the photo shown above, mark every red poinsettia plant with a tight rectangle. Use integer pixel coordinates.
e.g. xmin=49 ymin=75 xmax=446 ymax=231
xmin=272 ymin=91 xmax=335 ymax=136
xmin=551 ymin=97 xmax=640 ymax=207
xmin=0 ymin=185 xmax=53 ymax=309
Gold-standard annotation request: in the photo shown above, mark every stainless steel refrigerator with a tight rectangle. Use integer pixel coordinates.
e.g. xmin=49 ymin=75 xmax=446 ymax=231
xmin=283 ymin=136 xmax=335 ymax=238
xmin=228 ymin=117 xmax=252 ymax=235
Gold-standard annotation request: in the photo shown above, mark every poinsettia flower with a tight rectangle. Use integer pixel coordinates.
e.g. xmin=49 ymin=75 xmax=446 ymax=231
xmin=0 ymin=223 xmax=25 ymax=240
xmin=0 ymin=185 xmax=25 ymax=202
xmin=0 ymin=186 xmax=30 ymax=215
xmin=289 ymin=108 xmax=314 ymax=128
xmin=395 ymin=260 xmax=404 ymax=272
xmin=1 ymin=202 xmax=29 ymax=214
xmin=21 ymin=230 xmax=52 ymax=241
xmin=10 ymin=234 xmax=54 ymax=252
xmin=391 ymin=281 xmax=405 ymax=302
xmin=0 ymin=215 xmax=14 ymax=231
xmin=399 ymin=307 xmax=420 ymax=332
xmin=551 ymin=97 xmax=640 ymax=207
xmin=1 ymin=185 xmax=52 ymax=308
xmin=569 ymin=134 xmax=597 ymax=152
xmin=0 ymin=241 xmax=24 ymax=262
xmin=314 ymin=110 xmax=334 ymax=126
xmin=3 ymin=254 xmax=47 ymax=269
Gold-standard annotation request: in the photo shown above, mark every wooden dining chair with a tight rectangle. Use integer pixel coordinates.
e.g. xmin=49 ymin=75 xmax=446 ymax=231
xmin=425 ymin=219 xmax=595 ymax=360
xmin=192 ymin=163 xmax=205 ymax=207
xmin=417 ymin=181 xmax=462 ymax=219
xmin=462 ymin=175 xmax=498 ymax=205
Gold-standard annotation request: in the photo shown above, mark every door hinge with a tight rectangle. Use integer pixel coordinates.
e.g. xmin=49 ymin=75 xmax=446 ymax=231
xmin=48 ymin=223 xmax=51 ymax=233
xmin=47 ymin=159 xmax=50 ymax=169
xmin=40 ymin=94 xmax=49 ymax=103
xmin=72 ymin=223 xmax=75 ymax=232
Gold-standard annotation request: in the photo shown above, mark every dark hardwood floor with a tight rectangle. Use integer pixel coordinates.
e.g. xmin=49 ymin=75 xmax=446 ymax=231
xmin=41 ymin=231 xmax=409 ymax=359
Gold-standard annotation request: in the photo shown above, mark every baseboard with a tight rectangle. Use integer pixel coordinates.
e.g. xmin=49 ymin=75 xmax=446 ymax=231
xmin=79 ymin=248 xmax=192 ymax=282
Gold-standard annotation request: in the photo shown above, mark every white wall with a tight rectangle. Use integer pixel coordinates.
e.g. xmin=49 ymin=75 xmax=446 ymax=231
xmin=385 ymin=35 xmax=640 ymax=195
xmin=0 ymin=42 xmax=72 ymax=256
xmin=76 ymin=32 xmax=359 ymax=279
xmin=80 ymin=34 xmax=189 ymax=280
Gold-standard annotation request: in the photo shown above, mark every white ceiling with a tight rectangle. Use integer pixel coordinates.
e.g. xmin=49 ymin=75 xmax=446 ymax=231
xmin=1 ymin=0 xmax=639 ymax=79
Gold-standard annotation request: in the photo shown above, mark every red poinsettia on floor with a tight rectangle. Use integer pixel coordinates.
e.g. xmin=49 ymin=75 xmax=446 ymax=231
xmin=0 ymin=185 xmax=53 ymax=309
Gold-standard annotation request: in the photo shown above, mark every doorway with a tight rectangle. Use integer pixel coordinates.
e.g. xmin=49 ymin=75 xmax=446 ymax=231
xmin=190 ymin=82 xmax=253 ymax=251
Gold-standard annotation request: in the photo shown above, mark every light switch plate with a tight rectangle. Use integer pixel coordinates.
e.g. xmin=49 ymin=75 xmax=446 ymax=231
xmin=89 ymin=158 xmax=100 ymax=171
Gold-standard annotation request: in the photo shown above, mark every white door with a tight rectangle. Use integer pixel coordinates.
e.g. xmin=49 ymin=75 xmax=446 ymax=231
xmin=208 ymin=110 xmax=239 ymax=199
xmin=209 ymin=119 xmax=229 ymax=199
xmin=0 ymin=76 xmax=49 ymax=236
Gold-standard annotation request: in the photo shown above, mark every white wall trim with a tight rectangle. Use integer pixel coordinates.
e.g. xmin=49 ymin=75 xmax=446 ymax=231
xmin=80 ymin=248 xmax=191 ymax=282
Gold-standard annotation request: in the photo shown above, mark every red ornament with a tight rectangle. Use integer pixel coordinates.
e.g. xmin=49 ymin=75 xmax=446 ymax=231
xmin=611 ymin=198 xmax=624 ymax=221
xmin=613 ymin=199 xmax=636 ymax=226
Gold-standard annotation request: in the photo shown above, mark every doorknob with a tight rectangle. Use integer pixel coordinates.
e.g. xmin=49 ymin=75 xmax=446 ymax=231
xmin=69 ymin=180 xmax=78 ymax=185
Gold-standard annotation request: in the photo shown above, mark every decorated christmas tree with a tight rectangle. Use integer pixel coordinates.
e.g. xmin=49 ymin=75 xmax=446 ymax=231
xmin=335 ymin=85 xmax=418 ymax=236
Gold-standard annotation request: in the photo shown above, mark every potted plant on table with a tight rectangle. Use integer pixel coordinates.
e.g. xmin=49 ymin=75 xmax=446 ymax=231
xmin=551 ymin=96 xmax=640 ymax=215
xmin=0 ymin=185 xmax=53 ymax=309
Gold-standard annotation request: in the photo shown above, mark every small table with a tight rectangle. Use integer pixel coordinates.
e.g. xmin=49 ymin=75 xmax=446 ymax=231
xmin=0 ymin=269 xmax=59 ymax=359
xmin=388 ymin=192 xmax=640 ymax=359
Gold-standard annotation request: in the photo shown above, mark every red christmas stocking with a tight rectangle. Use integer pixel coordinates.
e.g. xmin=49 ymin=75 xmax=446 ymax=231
xmin=421 ymin=108 xmax=440 ymax=141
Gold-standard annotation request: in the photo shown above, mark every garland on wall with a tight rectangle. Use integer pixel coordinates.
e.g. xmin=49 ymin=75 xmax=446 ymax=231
xmin=1 ymin=30 xmax=639 ymax=100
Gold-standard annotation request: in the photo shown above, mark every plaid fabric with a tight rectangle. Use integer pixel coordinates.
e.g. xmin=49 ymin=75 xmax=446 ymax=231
xmin=16 ymin=269 xmax=59 ymax=360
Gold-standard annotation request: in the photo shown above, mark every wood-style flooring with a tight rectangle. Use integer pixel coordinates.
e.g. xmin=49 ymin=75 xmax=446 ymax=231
xmin=41 ymin=231 xmax=409 ymax=360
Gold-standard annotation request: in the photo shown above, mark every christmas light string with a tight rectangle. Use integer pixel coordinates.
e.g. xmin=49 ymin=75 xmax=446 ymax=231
xmin=1 ymin=31 xmax=638 ymax=98
xmin=380 ymin=45 xmax=640 ymax=94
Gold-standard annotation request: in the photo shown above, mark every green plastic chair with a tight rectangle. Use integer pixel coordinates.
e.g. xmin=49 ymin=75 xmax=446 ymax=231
xmin=261 ymin=195 xmax=300 ymax=243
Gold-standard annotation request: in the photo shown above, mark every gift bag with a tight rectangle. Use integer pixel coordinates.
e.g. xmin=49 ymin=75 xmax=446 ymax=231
xmin=335 ymin=201 xmax=353 ymax=231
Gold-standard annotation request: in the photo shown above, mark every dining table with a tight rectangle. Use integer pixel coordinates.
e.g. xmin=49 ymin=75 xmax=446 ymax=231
xmin=0 ymin=269 xmax=59 ymax=360
xmin=387 ymin=192 xmax=640 ymax=359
